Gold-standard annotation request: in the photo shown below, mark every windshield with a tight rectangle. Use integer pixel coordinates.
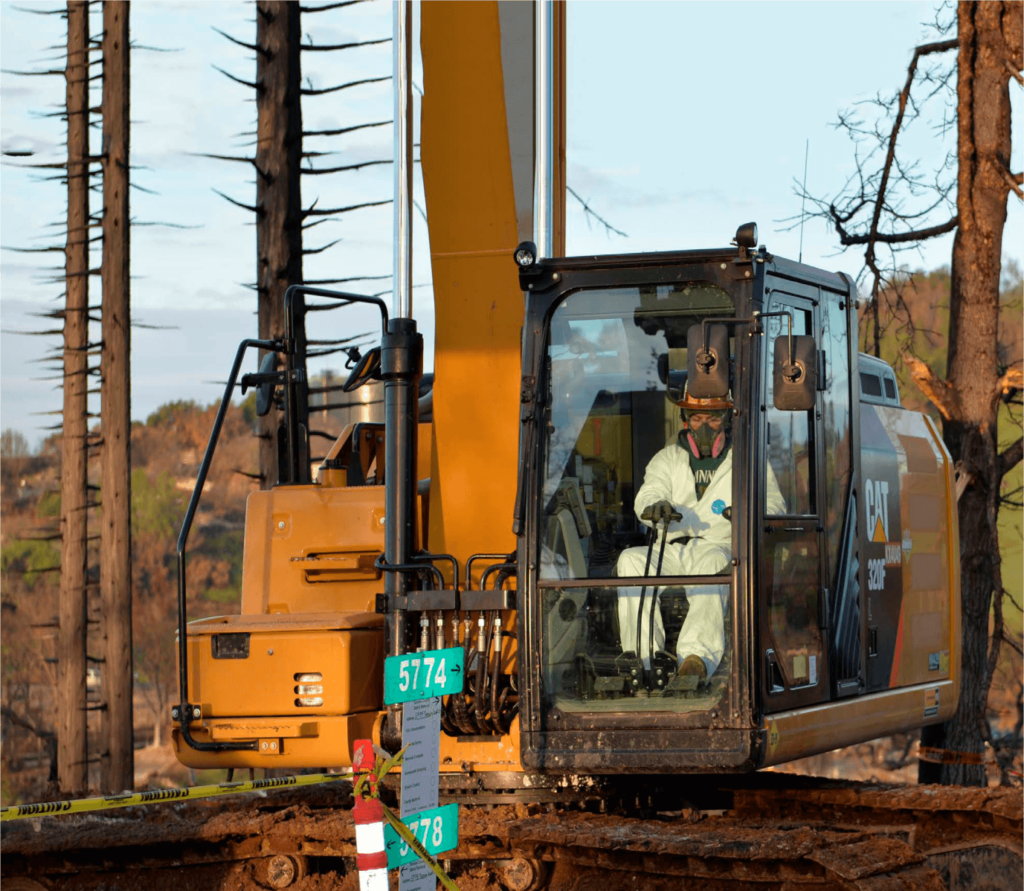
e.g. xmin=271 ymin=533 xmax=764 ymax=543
xmin=541 ymin=282 xmax=735 ymax=580
xmin=537 ymin=281 xmax=737 ymax=715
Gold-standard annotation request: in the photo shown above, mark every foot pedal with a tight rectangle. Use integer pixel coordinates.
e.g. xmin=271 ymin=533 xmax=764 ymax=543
xmin=615 ymin=652 xmax=645 ymax=696
xmin=647 ymin=650 xmax=675 ymax=694
xmin=666 ymin=674 xmax=701 ymax=693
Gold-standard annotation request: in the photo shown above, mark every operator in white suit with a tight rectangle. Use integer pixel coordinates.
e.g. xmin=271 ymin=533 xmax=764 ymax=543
xmin=617 ymin=388 xmax=785 ymax=684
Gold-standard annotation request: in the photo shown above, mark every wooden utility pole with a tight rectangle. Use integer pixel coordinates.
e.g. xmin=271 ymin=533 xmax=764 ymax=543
xmin=256 ymin=0 xmax=304 ymax=488
xmin=57 ymin=0 xmax=90 ymax=797
xmin=99 ymin=0 xmax=134 ymax=793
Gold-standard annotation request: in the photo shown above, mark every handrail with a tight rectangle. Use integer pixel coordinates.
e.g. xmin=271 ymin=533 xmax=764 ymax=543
xmin=284 ymin=284 xmax=389 ymax=338
xmin=175 ymin=337 xmax=279 ymax=752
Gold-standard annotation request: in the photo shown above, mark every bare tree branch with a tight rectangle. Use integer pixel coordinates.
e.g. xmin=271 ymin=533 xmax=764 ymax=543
xmin=835 ymin=215 xmax=958 ymax=245
xmin=300 ymin=0 xmax=369 ymax=11
xmin=303 ymin=119 xmax=390 ymax=139
xmin=304 ymin=274 xmax=390 ymax=285
xmin=301 ymin=37 xmax=389 ymax=52
xmin=302 ymin=75 xmax=389 ymax=96
xmin=1006 ymin=58 xmax=1023 ymax=87
xmin=212 ymin=65 xmax=260 ymax=92
xmin=567 ymin=186 xmax=628 ymax=238
xmin=999 ymin=366 xmax=1024 ymax=396
xmin=302 ymin=198 xmax=390 ymax=218
xmin=213 ymin=189 xmax=262 ymax=215
xmin=302 ymin=238 xmax=343 ymax=256
xmin=904 ymin=352 xmax=960 ymax=420
xmin=192 ymin=151 xmax=255 ymax=166
xmin=213 ymin=26 xmax=270 ymax=58
xmin=304 ymin=158 xmax=390 ymax=175
xmin=999 ymin=164 xmax=1024 ymax=200
xmin=999 ymin=437 xmax=1024 ymax=482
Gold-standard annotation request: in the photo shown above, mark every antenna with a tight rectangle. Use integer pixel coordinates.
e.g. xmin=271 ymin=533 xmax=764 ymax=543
xmin=798 ymin=139 xmax=809 ymax=264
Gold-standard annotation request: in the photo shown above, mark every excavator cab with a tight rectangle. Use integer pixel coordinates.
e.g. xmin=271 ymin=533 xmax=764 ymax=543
xmin=513 ymin=226 xmax=958 ymax=773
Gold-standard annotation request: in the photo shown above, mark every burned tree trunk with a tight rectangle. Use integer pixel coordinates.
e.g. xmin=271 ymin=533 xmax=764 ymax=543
xmin=916 ymin=0 xmax=1023 ymax=786
xmin=99 ymin=0 xmax=134 ymax=794
xmin=57 ymin=0 xmax=90 ymax=797
xmin=796 ymin=0 xmax=1023 ymax=784
xmin=256 ymin=1 xmax=304 ymax=488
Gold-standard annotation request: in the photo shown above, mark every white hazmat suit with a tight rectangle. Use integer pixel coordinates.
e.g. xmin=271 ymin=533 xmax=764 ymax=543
xmin=617 ymin=442 xmax=785 ymax=677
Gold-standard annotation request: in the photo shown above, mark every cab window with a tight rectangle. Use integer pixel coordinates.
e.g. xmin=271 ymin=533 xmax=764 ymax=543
xmin=541 ymin=282 xmax=735 ymax=580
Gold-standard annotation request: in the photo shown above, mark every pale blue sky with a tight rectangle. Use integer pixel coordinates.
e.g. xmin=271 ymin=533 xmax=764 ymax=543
xmin=2 ymin=1 xmax=1020 ymax=446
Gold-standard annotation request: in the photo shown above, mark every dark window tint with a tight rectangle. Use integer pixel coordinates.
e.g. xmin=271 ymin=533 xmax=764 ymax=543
xmin=860 ymin=373 xmax=882 ymax=397
xmin=764 ymin=308 xmax=813 ymax=516
xmin=884 ymin=377 xmax=897 ymax=400
xmin=821 ymin=296 xmax=852 ymax=592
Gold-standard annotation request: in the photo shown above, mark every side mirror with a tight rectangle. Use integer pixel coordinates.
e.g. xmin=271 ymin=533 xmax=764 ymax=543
xmin=773 ymin=335 xmax=817 ymax=411
xmin=255 ymin=352 xmax=278 ymax=418
xmin=342 ymin=346 xmax=382 ymax=393
xmin=686 ymin=323 xmax=729 ymax=398
xmin=659 ymin=350 xmax=689 ymax=403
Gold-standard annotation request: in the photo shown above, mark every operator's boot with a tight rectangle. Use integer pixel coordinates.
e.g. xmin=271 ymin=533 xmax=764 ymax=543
xmin=665 ymin=654 xmax=707 ymax=694
xmin=678 ymin=655 xmax=707 ymax=683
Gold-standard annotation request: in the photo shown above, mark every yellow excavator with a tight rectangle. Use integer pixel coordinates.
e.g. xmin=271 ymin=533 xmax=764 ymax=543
xmin=171 ymin=1 xmax=959 ymax=788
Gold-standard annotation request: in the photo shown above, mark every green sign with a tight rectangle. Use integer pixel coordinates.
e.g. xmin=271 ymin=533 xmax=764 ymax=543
xmin=384 ymin=802 xmax=459 ymax=868
xmin=384 ymin=647 xmax=464 ymax=704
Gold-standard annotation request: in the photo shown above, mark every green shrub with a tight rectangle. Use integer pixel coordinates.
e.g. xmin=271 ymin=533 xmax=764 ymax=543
xmin=146 ymin=400 xmax=199 ymax=427
xmin=36 ymin=490 xmax=61 ymax=519
xmin=131 ymin=469 xmax=186 ymax=539
xmin=0 ymin=539 xmax=60 ymax=589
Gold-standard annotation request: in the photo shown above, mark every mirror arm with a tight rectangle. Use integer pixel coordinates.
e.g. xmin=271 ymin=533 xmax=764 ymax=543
xmin=239 ymin=369 xmax=285 ymax=394
xmin=754 ymin=309 xmax=795 ymax=367
xmin=700 ymin=315 xmax=763 ymax=347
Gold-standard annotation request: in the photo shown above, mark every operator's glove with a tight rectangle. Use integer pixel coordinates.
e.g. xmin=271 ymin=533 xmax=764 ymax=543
xmin=640 ymin=500 xmax=681 ymax=524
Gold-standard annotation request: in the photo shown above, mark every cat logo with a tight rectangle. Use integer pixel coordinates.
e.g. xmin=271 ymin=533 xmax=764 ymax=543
xmin=865 ymin=478 xmax=890 ymax=543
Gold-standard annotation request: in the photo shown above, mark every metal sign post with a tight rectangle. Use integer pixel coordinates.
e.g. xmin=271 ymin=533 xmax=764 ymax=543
xmin=400 ymin=696 xmax=441 ymax=891
xmin=384 ymin=647 xmax=463 ymax=890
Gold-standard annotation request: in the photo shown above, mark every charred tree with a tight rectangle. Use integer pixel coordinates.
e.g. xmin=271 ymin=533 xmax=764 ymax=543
xmin=910 ymin=0 xmax=1023 ymax=786
xmin=57 ymin=0 xmax=90 ymax=798
xmin=255 ymin=1 xmax=304 ymax=488
xmin=799 ymin=1 xmax=1023 ymax=785
xmin=99 ymin=0 xmax=133 ymax=794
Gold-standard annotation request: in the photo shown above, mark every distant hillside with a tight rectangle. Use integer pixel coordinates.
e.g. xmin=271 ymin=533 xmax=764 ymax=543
xmin=860 ymin=264 xmax=1023 ymax=417
xmin=1 ymin=397 xmax=259 ymax=802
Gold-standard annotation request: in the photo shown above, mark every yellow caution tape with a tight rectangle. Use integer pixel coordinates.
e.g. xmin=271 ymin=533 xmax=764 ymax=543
xmin=0 ymin=770 xmax=352 ymax=822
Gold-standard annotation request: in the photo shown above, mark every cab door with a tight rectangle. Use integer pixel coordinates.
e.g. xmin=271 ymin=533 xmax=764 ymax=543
xmin=758 ymin=286 xmax=830 ymax=711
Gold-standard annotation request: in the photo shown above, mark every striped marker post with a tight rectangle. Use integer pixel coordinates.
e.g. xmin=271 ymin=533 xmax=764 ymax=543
xmin=352 ymin=739 xmax=388 ymax=891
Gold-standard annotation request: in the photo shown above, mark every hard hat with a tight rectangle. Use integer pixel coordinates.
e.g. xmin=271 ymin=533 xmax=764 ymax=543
xmin=675 ymin=385 xmax=732 ymax=414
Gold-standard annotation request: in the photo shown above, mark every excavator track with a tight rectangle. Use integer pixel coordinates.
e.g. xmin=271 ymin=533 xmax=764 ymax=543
xmin=1 ymin=777 xmax=1019 ymax=891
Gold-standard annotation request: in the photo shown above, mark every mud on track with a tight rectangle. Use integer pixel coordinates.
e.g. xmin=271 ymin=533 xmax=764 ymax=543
xmin=1 ymin=777 xmax=1020 ymax=891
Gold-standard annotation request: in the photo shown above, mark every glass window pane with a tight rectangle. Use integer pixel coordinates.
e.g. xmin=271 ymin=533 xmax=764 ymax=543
xmin=860 ymin=372 xmax=882 ymax=397
xmin=763 ymin=309 xmax=814 ymax=516
xmin=763 ymin=534 xmax=823 ymax=688
xmin=540 ymin=583 xmax=731 ymax=713
xmin=821 ymin=296 xmax=852 ymax=587
xmin=541 ymin=282 xmax=735 ymax=580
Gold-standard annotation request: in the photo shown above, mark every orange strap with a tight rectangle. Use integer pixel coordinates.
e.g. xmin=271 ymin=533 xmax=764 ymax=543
xmin=918 ymin=746 xmax=986 ymax=766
